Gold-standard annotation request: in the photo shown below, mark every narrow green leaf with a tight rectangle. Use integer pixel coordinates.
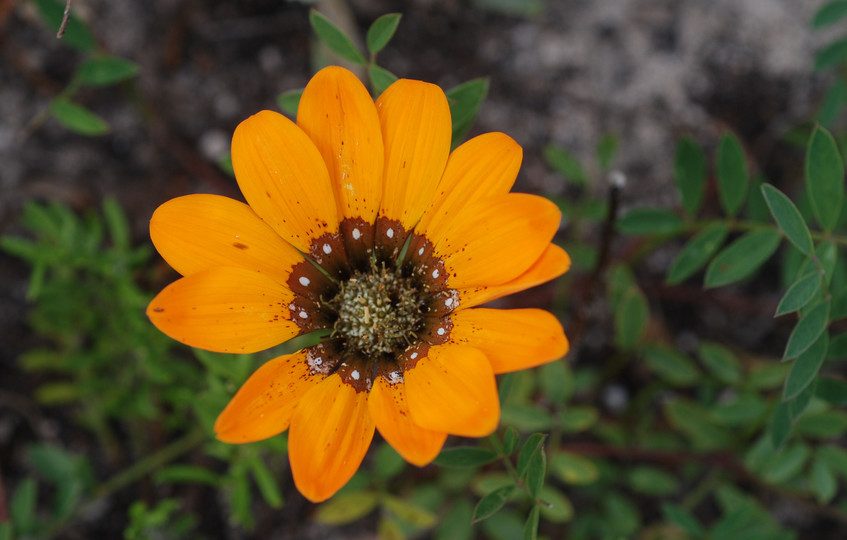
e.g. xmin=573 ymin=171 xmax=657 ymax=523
xmin=500 ymin=404 xmax=553 ymax=431
xmin=716 ymin=133 xmax=748 ymax=216
xmin=816 ymin=39 xmax=847 ymax=70
xmin=805 ymin=125 xmax=845 ymax=231
xmin=665 ymin=399 xmax=732 ymax=450
xmin=525 ymin=446 xmax=546 ymax=498
xmin=543 ymin=144 xmax=586 ymax=185
xmin=309 ymin=10 xmax=367 ymax=65
xmin=516 ymin=433 xmax=546 ymax=478
xmin=368 ymin=65 xmax=398 ymax=96
xmin=522 ymin=506 xmax=540 ymax=540
xmin=50 ymin=98 xmax=109 ymax=135
xmin=790 ymin=379 xmax=817 ymax=420
xmin=446 ymin=78 xmax=489 ymax=146
xmin=704 ymin=228 xmax=781 ymax=288
xmin=666 ymin=222 xmax=729 ymax=284
xmin=784 ymin=331 xmax=829 ymax=399
xmin=373 ymin=444 xmax=405 ymax=480
xmin=596 ymin=134 xmax=619 ymax=171
xmin=698 ymin=341 xmax=742 ymax=385
xmin=614 ymin=286 xmax=649 ymax=348
xmin=770 ymin=400 xmax=793 ymax=449
xmin=472 ymin=485 xmax=514 ymax=523
xmin=434 ymin=447 xmax=498 ymax=468
xmin=811 ymin=460 xmax=837 ymax=503
xmin=661 ymin=503 xmax=704 ymax=537
xmin=537 ymin=485 xmax=573 ymax=523
xmin=382 ymin=496 xmax=437 ymax=528
xmin=502 ymin=427 xmax=520 ymax=456
xmin=315 ymin=491 xmax=380 ymax=525
xmin=643 ymin=346 xmax=701 ymax=386
xmin=32 ymin=0 xmax=95 ymax=51
xmin=818 ymin=445 xmax=847 ymax=478
xmin=783 ymin=300 xmax=830 ymax=360
xmin=102 ymin=196 xmax=130 ymax=252
xmin=817 ymin=377 xmax=847 ymax=405
xmin=154 ymin=465 xmax=221 ymax=486
xmin=548 ymin=452 xmax=599 ymax=485
xmin=817 ymin=78 xmax=847 ymax=125
xmin=276 ymin=89 xmax=303 ymax=116
xmin=776 ymin=272 xmax=822 ymax=316
xmin=761 ymin=184 xmax=814 ymax=256
xmin=796 ymin=410 xmax=847 ymax=438
xmin=10 ymin=479 xmax=38 ymax=536
xmin=436 ymin=499 xmax=473 ymax=540
xmin=761 ymin=443 xmax=810 ymax=484
xmin=813 ymin=1 xmax=847 ymax=27
xmin=366 ymin=13 xmax=401 ymax=54
xmin=628 ymin=466 xmax=679 ymax=496
xmin=76 ymin=56 xmax=139 ymax=86
xmin=617 ymin=207 xmax=684 ymax=235
xmin=711 ymin=393 xmax=769 ymax=426
xmin=559 ymin=406 xmax=598 ymax=433
xmin=674 ymin=137 xmax=707 ymax=215
xmin=248 ymin=456 xmax=283 ymax=508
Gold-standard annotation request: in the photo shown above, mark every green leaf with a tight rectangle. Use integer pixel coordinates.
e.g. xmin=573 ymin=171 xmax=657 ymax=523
xmin=783 ymin=300 xmax=830 ymax=360
xmin=805 ymin=125 xmax=845 ymax=231
xmin=500 ymin=404 xmax=552 ymax=431
xmin=776 ymin=271 xmax=822 ymax=316
xmin=548 ymin=452 xmax=599 ymax=485
xmin=382 ymin=496 xmax=437 ymax=528
xmin=446 ymin=78 xmax=489 ymax=147
xmin=103 ymin=196 xmax=130 ymax=252
xmin=816 ymin=39 xmax=847 ymax=70
xmin=796 ymin=410 xmax=847 ymax=438
xmin=559 ymin=406 xmax=598 ymax=433
xmin=617 ymin=207 xmax=684 ymax=236
xmin=813 ymin=1 xmax=847 ymax=27
xmin=538 ymin=485 xmax=573 ymax=523
xmin=667 ymin=222 xmax=729 ymax=284
xmin=366 ymin=13 xmax=401 ymax=54
xmin=784 ymin=331 xmax=829 ymax=399
xmin=643 ymin=346 xmax=701 ymax=386
xmin=811 ymin=460 xmax=837 ymax=503
xmin=698 ymin=341 xmax=742 ymax=385
xmin=614 ymin=285 xmax=649 ymax=349
xmin=661 ymin=503 xmax=704 ymax=537
xmin=154 ymin=465 xmax=220 ymax=487
xmin=596 ymin=134 xmax=619 ymax=171
xmin=434 ymin=447 xmax=498 ymax=468
xmin=11 ymin=478 xmax=38 ymax=536
xmin=711 ymin=393 xmax=769 ymax=426
xmin=373 ymin=443 xmax=406 ymax=480
xmin=472 ymin=485 xmax=514 ymax=523
xmin=817 ymin=445 xmax=847 ymax=478
xmin=50 ymin=98 xmax=109 ymax=135
xmin=664 ymin=399 xmax=732 ymax=450
xmin=308 ymin=10 xmax=367 ymax=65
xmin=368 ymin=65 xmax=398 ymax=96
xmin=502 ymin=427 xmax=520 ymax=455
xmin=516 ymin=433 xmax=546 ymax=478
xmin=770 ymin=400 xmax=793 ymax=449
xmin=628 ymin=466 xmax=679 ymax=496
xmin=32 ymin=0 xmax=95 ymax=51
xmin=248 ymin=456 xmax=283 ymax=508
xmin=314 ymin=491 xmax=380 ymax=525
xmin=704 ymin=228 xmax=781 ymax=288
xmin=716 ymin=133 xmax=749 ymax=216
xmin=817 ymin=78 xmax=847 ymax=125
xmin=436 ymin=499 xmax=473 ymax=540
xmin=276 ymin=89 xmax=303 ymax=116
xmin=525 ymin=445 xmax=546 ymax=498
xmin=674 ymin=137 xmax=707 ymax=215
xmin=522 ymin=506 xmax=540 ymax=540
xmin=761 ymin=443 xmax=810 ymax=484
xmin=76 ymin=56 xmax=139 ymax=86
xmin=817 ymin=377 xmax=847 ymax=405
xmin=760 ymin=184 xmax=814 ymax=256
xmin=544 ymin=145 xmax=586 ymax=185
xmin=790 ymin=380 xmax=817 ymax=420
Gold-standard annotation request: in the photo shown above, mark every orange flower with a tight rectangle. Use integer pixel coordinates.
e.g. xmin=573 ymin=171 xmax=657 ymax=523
xmin=147 ymin=66 xmax=570 ymax=502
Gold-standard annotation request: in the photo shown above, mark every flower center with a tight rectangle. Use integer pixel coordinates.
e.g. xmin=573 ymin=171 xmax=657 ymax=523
xmin=331 ymin=260 xmax=424 ymax=356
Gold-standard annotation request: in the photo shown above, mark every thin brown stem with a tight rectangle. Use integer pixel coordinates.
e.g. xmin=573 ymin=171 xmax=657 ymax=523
xmin=56 ymin=0 xmax=72 ymax=39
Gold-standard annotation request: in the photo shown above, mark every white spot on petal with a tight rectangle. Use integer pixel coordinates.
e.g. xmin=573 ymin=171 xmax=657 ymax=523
xmin=299 ymin=311 xmax=308 ymax=319
xmin=437 ymin=327 xmax=446 ymax=336
xmin=445 ymin=297 xmax=454 ymax=307
xmin=314 ymin=357 xmax=323 ymax=365
xmin=418 ymin=247 xmax=424 ymax=256
xmin=386 ymin=228 xmax=394 ymax=239
xmin=299 ymin=276 xmax=311 ymax=287
xmin=352 ymin=228 xmax=361 ymax=240
xmin=351 ymin=369 xmax=360 ymax=380
xmin=410 ymin=352 xmax=418 ymax=360
xmin=322 ymin=243 xmax=332 ymax=254
xmin=432 ymin=268 xmax=440 ymax=279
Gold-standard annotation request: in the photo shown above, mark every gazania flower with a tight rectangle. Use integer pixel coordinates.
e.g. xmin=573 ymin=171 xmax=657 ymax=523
xmin=147 ymin=66 xmax=569 ymax=502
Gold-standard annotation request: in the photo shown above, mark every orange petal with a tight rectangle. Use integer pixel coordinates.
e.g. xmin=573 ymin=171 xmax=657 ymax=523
xmin=146 ymin=267 xmax=299 ymax=353
xmin=404 ymin=345 xmax=500 ymax=437
xmin=288 ymin=374 xmax=375 ymax=502
xmin=459 ymin=243 xmax=571 ymax=308
xmin=368 ymin=378 xmax=447 ymax=466
xmin=214 ymin=350 xmax=323 ymax=443
xmin=451 ymin=308 xmax=568 ymax=374
xmin=232 ymin=110 xmax=339 ymax=252
xmin=150 ymin=194 xmax=304 ymax=283
xmin=417 ymin=132 xmax=522 ymax=245
xmin=377 ymin=79 xmax=451 ymax=228
xmin=297 ymin=66 xmax=384 ymax=223
xmin=435 ymin=193 xmax=561 ymax=289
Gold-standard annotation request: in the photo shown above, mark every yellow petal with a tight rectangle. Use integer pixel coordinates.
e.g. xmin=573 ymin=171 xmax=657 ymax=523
xmin=297 ymin=66 xmax=384 ymax=222
xmin=368 ymin=378 xmax=447 ymax=466
xmin=451 ymin=308 xmax=568 ymax=374
xmin=377 ymin=79 xmax=451 ymax=228
xmin=459 ymin=243 xmax=571 ymax=308
xmin=146 ymin=267 xmax=299 ymax=353
xmin=435 ymin=193 xmax=561 ymax=289
xmin=404 ymin=344 xmax=500 ymax=437
xmin=150 ymin=194 xmax=304 ymax=283
xmin=232 ymin=110 xmax=339 ymax=252
xmin=289 ymin=374 xmax=375 ymax=502
xmin=214 ymin=350 xmax=323 ymax=443
xmin=417 ymin=132 xmax=522 ymax=245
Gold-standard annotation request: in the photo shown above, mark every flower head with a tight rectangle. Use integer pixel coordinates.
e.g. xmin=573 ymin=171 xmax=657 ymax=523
xmin=147 ymin=66 xmax=570 ymax=502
